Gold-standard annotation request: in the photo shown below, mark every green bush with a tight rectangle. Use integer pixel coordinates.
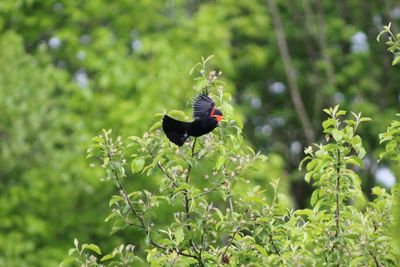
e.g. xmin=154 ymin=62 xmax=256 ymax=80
xmin=62 ymin=64 xmax=399 ymax=266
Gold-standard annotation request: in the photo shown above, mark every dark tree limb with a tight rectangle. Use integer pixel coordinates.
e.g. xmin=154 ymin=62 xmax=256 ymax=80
xmin=267 ymin=0 xmax=315 ymax=144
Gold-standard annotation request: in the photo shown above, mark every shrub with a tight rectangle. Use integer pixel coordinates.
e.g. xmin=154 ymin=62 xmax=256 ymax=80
xmin=62 ymin=60 xmax=398 ymax=266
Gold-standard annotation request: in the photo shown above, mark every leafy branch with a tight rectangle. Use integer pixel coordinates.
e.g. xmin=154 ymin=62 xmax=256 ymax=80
xmin=377 ymin=23 xmax=400 ymax=65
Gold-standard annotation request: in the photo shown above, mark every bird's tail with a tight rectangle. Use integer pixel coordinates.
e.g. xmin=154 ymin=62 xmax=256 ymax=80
xmin=162 ymin=115 xmax=190 ymax=146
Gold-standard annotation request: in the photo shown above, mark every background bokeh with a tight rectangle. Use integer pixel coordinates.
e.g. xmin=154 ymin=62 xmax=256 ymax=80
xmin=0 ymin=0 xmax=399 ymax=266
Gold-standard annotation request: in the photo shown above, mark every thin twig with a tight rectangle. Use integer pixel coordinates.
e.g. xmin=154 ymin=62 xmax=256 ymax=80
xmin=223 ymin=166 xmax=234 ymax=214
xmin=185 ymin=137 xmax=198 ymax=212
xmin=369 ymin=250 xmax=381 ymax=267
xmin=335 ymin=174 xmax=340 ymax=237
xmin=269 ymin=232 xmax=285 ymax=265
xmin=228 ymin=190 xmax=234 ymax=214
xmin=323 ymin=253 xmax=328 ymax=264
xmin=157 ymin=162 xmax=178 ymax=188
xmin=184 ymin=138 xmax=197 ymax=217
xmin=368 ymin=218 xmax=382 ymax=267
xmin=186 ymin=137 xmax=197 ymax=183
xmin=335 ymin=151 xmax=341 ymax=238
xmin=190 ymin=180 xmax=226 ymax=201
xmin=114 ymin=173 xmax=146 ymax=229
xmin=221 ymin=224 xmax=242 ymax=263
xmin=269 ymin=233 xmax=281 ymax=257
xmin=107 ymin=149 xmax=147 ymax=230
xmin=334 ymin=149 xmax=341 ymax=267
xmin=150 ymin=240 xmax=198 ymax=259
xmin=190 ymin=166 xmax=240 ymax=202
xmin=183 ymin=138 xmax=200 ymax=257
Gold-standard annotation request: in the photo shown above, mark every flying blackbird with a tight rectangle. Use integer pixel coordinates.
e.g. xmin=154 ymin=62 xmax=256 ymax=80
xmin=162 ymin=94 xmax=223 ymax=146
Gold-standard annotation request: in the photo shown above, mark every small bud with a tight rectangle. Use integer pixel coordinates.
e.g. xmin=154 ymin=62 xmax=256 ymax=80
xmin=126 ymin=244 xmax=135 ymax=252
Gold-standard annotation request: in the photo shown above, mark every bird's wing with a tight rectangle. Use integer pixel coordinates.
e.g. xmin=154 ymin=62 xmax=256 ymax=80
xmin=192 ymin=94 xmax=215 ymax=119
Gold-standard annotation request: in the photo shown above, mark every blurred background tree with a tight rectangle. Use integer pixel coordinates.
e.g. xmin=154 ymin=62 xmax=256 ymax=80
xmin=0 ymin=0 xmax=399 ymax=266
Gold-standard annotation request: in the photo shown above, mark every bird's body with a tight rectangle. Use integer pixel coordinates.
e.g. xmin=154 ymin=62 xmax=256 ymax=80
xmin=162 ymin=94 xmax=223 ymax=146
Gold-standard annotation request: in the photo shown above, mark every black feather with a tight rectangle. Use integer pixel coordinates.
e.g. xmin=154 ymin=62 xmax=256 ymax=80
xmin=162 ymin=115 xmax=190 ymax=146
xmin=192 ymin=94 xmax=215 ymax=119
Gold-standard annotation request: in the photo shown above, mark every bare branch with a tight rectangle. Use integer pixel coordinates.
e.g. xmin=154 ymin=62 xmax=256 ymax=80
xmin=267 ymin=0 xmax=315 ymax=143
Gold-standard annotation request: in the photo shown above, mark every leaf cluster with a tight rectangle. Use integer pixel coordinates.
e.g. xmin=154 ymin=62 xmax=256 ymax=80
xmin=377 ymin=23 xmax=400 ymax=66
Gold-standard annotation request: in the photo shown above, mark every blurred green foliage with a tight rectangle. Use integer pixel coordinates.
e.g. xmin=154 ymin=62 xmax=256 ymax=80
xmin=0 ymin=0 xmax=399 ymax=266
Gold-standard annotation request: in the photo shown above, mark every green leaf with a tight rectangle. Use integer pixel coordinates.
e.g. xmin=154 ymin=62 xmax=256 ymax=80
xmin=145 ymin=234 xmax=151 ymax=246
xmin=246 ymin=146 xmax=255 ymax=156
xmin=350 ymin=136 xmax=362 ymax=152
xmin=344 ymin=157 xmax=362 ymax=167
xmin=175 ymin=228 xmax=184 ymax=245
xmin=59 ymin=256 xmax=76 ymax=267
xmin=103 ymin=157 xmax=110 ymax=166
xmin=304 ymin=172 xmax=313 ymax=183
xmin=131 ymin=158 xmax=145 ymax=174
xmin=333 ymin=105 xmax=339 ymax=114
xmin=392 ymin=53 xmax=400 ymax=66
xmin=82 ymin=244 xmax=102 ymax=255
xmin=323 ymin=108 xmax=331 ymax=116
xmin=168 ymin=110 xmax=187 ymax=120
xmin=215 ymin=155 xmax=224 ymax=170
xmin=109 ymin=195 xmax=123 ymax=206
xmin=214 ymin=208 xmax=224 ymax=221
xmin=322 ymin=118 xmax=336 ymax=130
xmin=68 ymin=248 xmax=76 ymax=256
xmin=294 ymin=209 xmax=313 ymax=217
xmin=149 ymin=120 xmax=162 ymax=132
xmin=310 ymin=190 xmax=319 ymax=206
xmin=104 ymin=212 xmax=117 ymax=222
xmin=100 ymin=253 xmax=115 ymax=261
xmin=359 ymin=117 xmax=372 ymax=122
xmin=331 ymin=129 xmax=343 ymax=142
xmin=269 ymin=178 xmax=280 ymax=191
xmin=350 ymin=256 xmax=367 ymax=266
xmin=253 ymin=244 xmax=268 ymax=257
xmin=358 ymin=147 xmax=366 ymax=158
xmin=306 ymin=159 xmax=318 ymax=171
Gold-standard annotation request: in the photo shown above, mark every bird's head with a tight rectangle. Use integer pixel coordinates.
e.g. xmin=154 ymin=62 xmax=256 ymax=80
xmin=211 ymin=108 xmax=223 ymax=123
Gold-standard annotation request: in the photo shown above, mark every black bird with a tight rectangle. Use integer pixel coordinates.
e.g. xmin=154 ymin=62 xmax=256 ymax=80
xmin=162 ymin=94 xmax=223 ymax=146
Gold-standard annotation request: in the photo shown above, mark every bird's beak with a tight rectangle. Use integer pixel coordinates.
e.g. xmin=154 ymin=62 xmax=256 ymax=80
xmin=212 ymin=115 xmax=223 ymax=122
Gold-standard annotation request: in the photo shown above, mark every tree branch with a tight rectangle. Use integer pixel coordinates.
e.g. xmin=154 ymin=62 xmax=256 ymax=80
xmin=369 ymin=250 xmax=381 ymax=267
xmin=183 ymin=138 xmax=201 ymax=258
xmin=335 ymin=150 xmax=341 ymax=238
xmin=269 ymin=233 xmax=281 ymax=257
xmin=224 ymin=167 xmax=234 ymax=214
xmin=189 ymin=180 xmax=226 ymax=201
xmin=313 ymin=0 xmax=336 ymax=90
xmin=150 ymin=240 xmax=198 ymax=260
xmin=107 ymin=150 xmax=147 ymax=230
xmin=221 ymin=224 xmax=242 ymax=263
xmin=267 ymin=0 xmax=315 ymax=144
xmin=157 ymin=162 xmax=178 ymax=188
xmin=184 ymin=137 xmax=197 ymax=218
